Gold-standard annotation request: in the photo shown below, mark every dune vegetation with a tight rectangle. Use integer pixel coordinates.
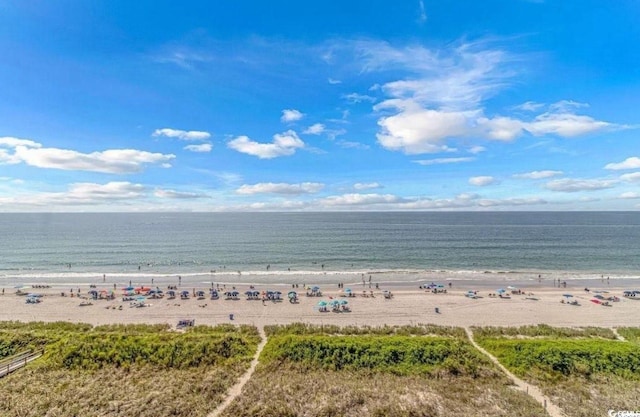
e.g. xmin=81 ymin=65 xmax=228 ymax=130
xmin=617 ymin=327 xmax=640 ymax=344
xmin=473 ymin=325 xmax=640 ymax=417
xmin=0 ymin=321 xmax=260 ymax=417
xmin=221 ymin=324 xmax=546 ymax=417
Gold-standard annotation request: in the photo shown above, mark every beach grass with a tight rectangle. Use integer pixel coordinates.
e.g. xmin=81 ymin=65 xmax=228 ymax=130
xmin=617 ymin=327 xmax=640 ymax=344
xmin=0 ymin=321 xmax=260 ymax=417
xmin=474 ymin=325 xmax=640 ymax=417
xmin=220 ymin=324 xmax=546 ymax=417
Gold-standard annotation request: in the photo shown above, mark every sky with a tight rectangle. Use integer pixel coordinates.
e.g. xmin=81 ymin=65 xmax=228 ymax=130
xmin=0 ymin=0 xmax=639 ymax=212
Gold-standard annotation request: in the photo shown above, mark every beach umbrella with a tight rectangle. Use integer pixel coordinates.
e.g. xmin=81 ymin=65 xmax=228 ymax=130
xmin=496 ymin=288 xmax=506 ymax=294
xmin=340 ymin=299 xmax=348 ymax=305
xmin=345 ymin=288 xmax=352 ymax=293
xmin=123 ymin=286 xmax=134 ymax=291
xmin=507 ymin=286 xmax=517 ymax=290
xmin=274 ymin=291 xmax=282 ymax=295
xmin=318 ymin=301 xmax=327 ymax=306
xmin=288 ymin=291 xmax=297 ymax=298
xmin=562 ymin=294 xmax=573 ymax=298
xmin=244 ymin=290 xmax=253 ymax=296
xmin=594 ymin=294 xmax=605 ymax=300
xmin=312 ymin=286 xmax=320 ymax=291
xmin=437 ymin=284 xmax=444 ymax=288
xmin=329 ymin=300 xmax=340 ymax=306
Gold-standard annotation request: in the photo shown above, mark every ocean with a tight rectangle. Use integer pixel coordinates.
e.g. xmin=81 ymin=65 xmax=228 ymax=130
xmin=1 ymin=212 xmax=639 ymax=286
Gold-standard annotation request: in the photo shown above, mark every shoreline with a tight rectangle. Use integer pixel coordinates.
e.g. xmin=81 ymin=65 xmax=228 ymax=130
xmin=2 ymin=268 xmax=639 ymax=290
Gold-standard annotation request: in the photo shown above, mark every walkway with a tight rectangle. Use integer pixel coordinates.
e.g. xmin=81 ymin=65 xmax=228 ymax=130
xmin=207 ymin=326 xmax=267 ymax=417
xmin=0 ymin=350 xmax=44 ymax=378
xmin=464 ymin=328 xmax=565 ymax=417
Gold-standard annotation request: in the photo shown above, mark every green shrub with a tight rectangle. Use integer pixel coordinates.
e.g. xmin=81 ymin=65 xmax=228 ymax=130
xmin=261 ymin=334 xmax=487 ymax=377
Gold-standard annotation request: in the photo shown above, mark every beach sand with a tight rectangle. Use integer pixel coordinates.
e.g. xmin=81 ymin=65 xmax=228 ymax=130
xmin=2 ymin=277 xmax=639 ymax=329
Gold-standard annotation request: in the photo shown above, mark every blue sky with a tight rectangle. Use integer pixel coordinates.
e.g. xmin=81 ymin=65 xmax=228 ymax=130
xmin=1 ymin=0 xmax=639 ymax=211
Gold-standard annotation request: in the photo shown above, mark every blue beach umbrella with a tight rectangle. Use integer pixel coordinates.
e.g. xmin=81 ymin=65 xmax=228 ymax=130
xmin=340 ymin=299 xmax=348 ymax=305
xmin=288 ymin=291 xmax=297 ymax=298
xmin=563 ymin=294 xmax=573 ymax=298
xmin=318 ymin=300 xmax=327 ymax=307
xmin=496 ymin=288 xmax=506 ymax=294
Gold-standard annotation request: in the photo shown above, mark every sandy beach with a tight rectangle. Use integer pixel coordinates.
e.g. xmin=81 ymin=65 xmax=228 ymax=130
xmin=2 ymin=277 xmax=639 ymax=329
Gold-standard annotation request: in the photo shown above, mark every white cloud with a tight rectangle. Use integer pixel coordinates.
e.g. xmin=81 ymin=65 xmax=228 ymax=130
xmin=321 ymin=193 xmax=407 ymax=206
xmin=328 ymin=78 xmax=342 ymax=84
xmin=526 ymin=112 xmax=610 ymax=137
xmin=348 ymin=41 xmax=617 ymax=154
xmin=0 ymin=181 xmax=147 ymax=209
xmin=337 ymin=140 xmax=370 ymax=150
xmin=236 ymin=182 xmax=324 ymax=195
xmin=68 ymin=182 xmax=145 ymax=200
xmin=549 ymin=100 xmax=588 ymax=113
xmin=374 ymin=101 xmax=615 ymax=154
xmin=620 ymin=172 xmax=640 ymax=183
xmin=374 ymin=100 xmax=469 ymax=153
xmin=468 ymin=146 xmax=486 ymax=154
xmin=304 ymin=123 xmax=325 ymax=135
xmin=152 ymin=128 xmax=211 ymax=140
xmin=153 ymin=49 xmax=213 ymax=69
xmin=154 ymin=189 xmax=208 ymax=199
xmin=1 ymin=139 xmax=175 ymax=173
xmin=620 ymin=192 xmax=640 ymax=199
xmin=281 ymin=109 xmax=304 ymax=123
xmin=605 ymin=157 xmax=640 ymax=170
xmin=545 ymin=178 xmax=617 ymax=192
xmin=513 ymin=101 xmax=545 ymax=112
xmin=0 ymin=137 xmax=42 ymax=149
xmin=477 ymin=116 xmax=524 ymax=141
xmin=477 ymin=197 xmax=548 ymax=207
xmin=353 ymin=182 xmax=382 ymax=190
xmin=414 ymin=157 xmax=474 ymax=166
xmin=418 ymin=0 xmax=427 ymax=23
xmin=469 ymin=176 xmax=496 ymax=186
xmin=513 ymin=170 xmax=563 ymax=179
xmin=343 ymin=93 xmax=377 ymax=103
xmin=227 ymin=130 xmax=304 ymax=159
xmin=184 ymin=143 xmax=212 ymax=153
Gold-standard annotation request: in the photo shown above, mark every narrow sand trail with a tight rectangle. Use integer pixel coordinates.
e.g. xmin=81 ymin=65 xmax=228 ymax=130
xmin=464 ymin=327 xmax=565 ymax=417
xmin=611 ymin=327 xmax=626 ymax=341
xmin=207 ymin=326 xmax=267 ymax=417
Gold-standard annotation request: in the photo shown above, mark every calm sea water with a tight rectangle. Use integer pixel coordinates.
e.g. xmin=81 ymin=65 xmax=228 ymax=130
xmin=1 ymin=212 xmax=639 ymax=284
